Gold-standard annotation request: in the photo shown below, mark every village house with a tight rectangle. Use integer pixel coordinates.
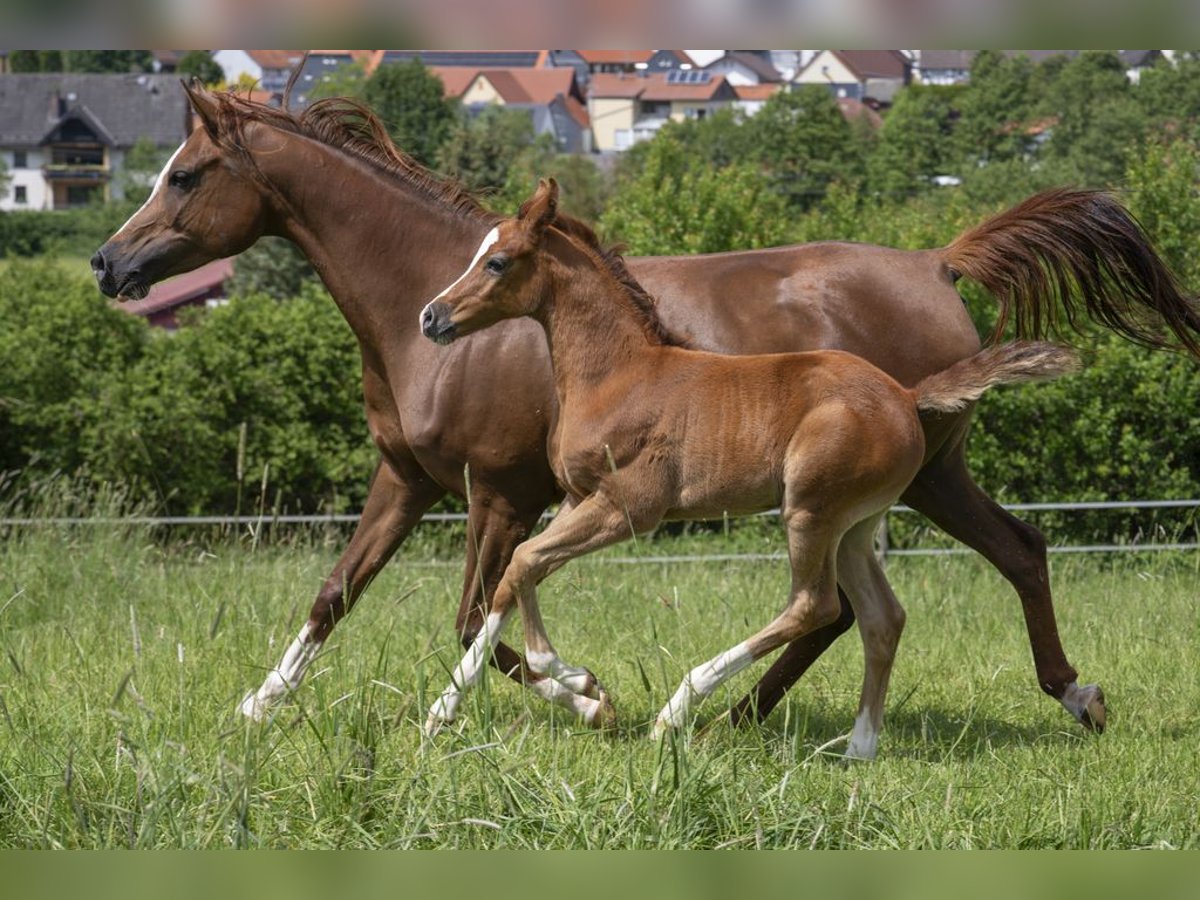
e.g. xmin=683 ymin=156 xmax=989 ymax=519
xmin=588 ymin=70 xmax=738 ymax=151
xmin=0 ymin=73 xmax=190 ymax=211
xmin=793 ymin=50 xmax=911 ymax=104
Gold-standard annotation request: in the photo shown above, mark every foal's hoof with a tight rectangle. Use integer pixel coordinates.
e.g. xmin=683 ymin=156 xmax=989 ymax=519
xmin=1062 ymin=683 xmax=1107 ymax=733
xmin=239 ymin=691 xmax=271 ymax=723
xmin=588 ymin=690 xmax=618 ymax=730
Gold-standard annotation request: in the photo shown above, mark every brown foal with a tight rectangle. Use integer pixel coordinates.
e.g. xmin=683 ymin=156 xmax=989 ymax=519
xmin=419 ymin=180 xmax=1080 ymax=757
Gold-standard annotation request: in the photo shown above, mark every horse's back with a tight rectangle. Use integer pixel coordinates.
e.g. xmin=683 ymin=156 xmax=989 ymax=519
xmin=629 ymin=242 xmax=980 ymax=388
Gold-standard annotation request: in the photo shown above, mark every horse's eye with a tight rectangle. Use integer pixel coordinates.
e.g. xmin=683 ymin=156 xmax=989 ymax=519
xmin=484 ymin=256 xmax=507 ymax=275
xmin=169 ymin=170 xmax=194 ymax=190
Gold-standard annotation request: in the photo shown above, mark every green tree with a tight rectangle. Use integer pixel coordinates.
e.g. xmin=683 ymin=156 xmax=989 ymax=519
xmin=176 ymin=51 xmax=224 ymax=86
xmin=307 ymin=61 xmax=369 ymax=102
xmin=0 ymin=258 xmax=146 ymax=476
xmin=955 ymin=50 xmax=1035 ymax=167
xmin=62 ymin=51 xmax=153 ymax=73
xmin=1135 ymin=54 xmax=1200 ymax=135
xmin=436 ymin=106 xmax=540 ymax=194
xmin=599 ymin=133 xmax=790 ymax=254
xmin=743 ymin=85 xmax=864 ymax=209
xmin=1038 ymin=51 xmax=1148 ymax=186
xmin=1125 ymin=136 xmax=1200 ymax=287
xmin=500 ymin=144 xmax=609 ymax=224
xmin=227 ymin=237 xmax=318 ymax=301
xmin=362 ymin=59 xmax=458 ymax=165
xmin=867 ymin=85 xmax=962 ymax=197
xmin=118 ymin=137 xmax=168 ymax=205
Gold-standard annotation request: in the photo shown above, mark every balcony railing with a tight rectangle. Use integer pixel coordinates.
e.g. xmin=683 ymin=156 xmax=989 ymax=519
xmin=42 ymin=164 xmax=110 ymax=181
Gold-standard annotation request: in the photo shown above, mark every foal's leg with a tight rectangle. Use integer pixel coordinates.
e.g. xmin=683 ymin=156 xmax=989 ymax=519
xmin=425 ymin=492 xmax=643 ymax=733
xmin=240 ymin=456 xmax=444 ymax=720
xmin=727 ymin=591 xmax=856 ymax=726
xmin=653 ymin=508 xmax=843 ymax=739
xmin=902 ymin=432 xmax=1106 ymax=731
xmin=835 ymin=517 xmax=907 ymax=760
xmin=453 ymin=485 xmax=556 ymax=690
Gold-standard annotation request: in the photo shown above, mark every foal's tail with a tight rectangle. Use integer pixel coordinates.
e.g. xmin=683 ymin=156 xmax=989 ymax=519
xmin=913 ymin=342 xmax=1081 ymax=414
xmin=941 ymin=188 xmax=1200 ymax=357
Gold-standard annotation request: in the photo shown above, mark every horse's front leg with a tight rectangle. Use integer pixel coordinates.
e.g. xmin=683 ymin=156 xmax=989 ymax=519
xmin=239 ymin=455 xmax=444 ymax=721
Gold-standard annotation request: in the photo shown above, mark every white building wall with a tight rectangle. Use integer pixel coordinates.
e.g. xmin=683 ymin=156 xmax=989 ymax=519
xmin=2 ymin=148 xmax=50 ymax=211
xmin=213 ymin=50 xmax=263 ymax=86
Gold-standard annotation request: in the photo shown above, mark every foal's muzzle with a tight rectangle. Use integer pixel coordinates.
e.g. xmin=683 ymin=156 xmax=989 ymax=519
xmin=420 ymin=301 xmax=458 ymax=345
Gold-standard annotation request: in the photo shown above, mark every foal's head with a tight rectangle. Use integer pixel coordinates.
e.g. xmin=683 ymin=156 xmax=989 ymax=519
xmin=420 ymin=178 xmax=561 ymax=344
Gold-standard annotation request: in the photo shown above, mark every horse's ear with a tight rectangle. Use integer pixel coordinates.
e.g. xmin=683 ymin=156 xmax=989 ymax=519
xmin=182 ymin=78 xmax=221 ymax=139
xmin=519 ymin=178 xmax=559 ymax=240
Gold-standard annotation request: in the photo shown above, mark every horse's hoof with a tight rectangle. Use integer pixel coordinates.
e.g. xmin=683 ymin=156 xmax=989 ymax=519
xmin=423 ymin=712 xmax=450 ymax=738
xmin=1078 ymin=686 xmax=1107 ymax=733
xmin=558 ymin=667 xmax=604 ymax=700
xmin=239 ymin=691 xmax=270 ymax=722
xmin=589 ymin=690 xmax=618 ymax=730
xmin=649 ymin=718 xmax=673 ymax=742
xmin=1062 ymin=682 xmax=1107 ymax=733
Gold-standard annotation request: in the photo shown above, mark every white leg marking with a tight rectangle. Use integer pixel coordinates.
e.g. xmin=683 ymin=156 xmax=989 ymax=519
xmin=425 ymin=611 xmax=508 ymax=735
xmin=845 ymin=708 xmax=879 ymax=760
xmin=527 ymin=675 xmax=603 ymax=722
xmin=239 ymin=623 xmax=323 ymax=721
xmin=652 ymin=643 xmax=754 ymax=739
xmin=418 ymin=226 xmax=500 ymax=327
xmin=527 ymin=648 xmax=596 ymax=696
xmin=112 ymin=141 xmax=187 ymax=240
xmin=1060 ymin=681 xmax=1104 ymax=723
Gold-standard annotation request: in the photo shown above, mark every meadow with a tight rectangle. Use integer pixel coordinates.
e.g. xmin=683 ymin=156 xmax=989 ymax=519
xmin=2 ymin=515 xmax=1198 ymax=849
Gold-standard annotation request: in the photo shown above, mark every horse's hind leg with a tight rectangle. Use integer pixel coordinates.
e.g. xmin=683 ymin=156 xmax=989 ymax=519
xmin=836 ymin=516 xmax=906 ymax=760
xmin=240 ymin=455 xmax=444 ymax=720
xmin=902 ymin=429 xmax=1105 ymax=732
xmin=653 ymin=507 xmax=843 ymax=739
xmin=727 ymin=590 xmax=856 ymax=726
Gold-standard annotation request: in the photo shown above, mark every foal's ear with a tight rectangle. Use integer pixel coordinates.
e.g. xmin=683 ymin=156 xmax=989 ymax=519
xmin=182 ymin=78 xmax=222 ymax=140
xmin=519 ymin=177 xmax=559 ymax=240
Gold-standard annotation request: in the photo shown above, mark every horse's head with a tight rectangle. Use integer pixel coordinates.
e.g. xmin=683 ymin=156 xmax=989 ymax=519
xmin=420 ymin=178 xmax=558 ymax=344
xmin=91 ymin=82 xmax=272 ymax=301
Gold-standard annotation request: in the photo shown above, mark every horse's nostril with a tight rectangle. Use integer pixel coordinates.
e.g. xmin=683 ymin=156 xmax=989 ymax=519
xmin=421 ymin=307 xmax=434 ymax=329
xmin=90 ymin=250 xmax=105 ymax=274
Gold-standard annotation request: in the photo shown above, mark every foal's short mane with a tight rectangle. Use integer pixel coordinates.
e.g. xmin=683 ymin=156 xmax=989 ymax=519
xmin=547 ymin=211 xmax=690 ymax=348
xmin=204 ymin=88 xmax=497 ymax=225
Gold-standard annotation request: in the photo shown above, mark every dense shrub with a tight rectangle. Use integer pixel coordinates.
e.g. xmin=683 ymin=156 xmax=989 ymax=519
xmin=0 ymin=202 xmax=139 ymax=258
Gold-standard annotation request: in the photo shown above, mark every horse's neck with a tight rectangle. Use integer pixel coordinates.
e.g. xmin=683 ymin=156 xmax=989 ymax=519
xmin=537 ymin=251 xmax=660 ymax=395
xmin=259 ymin=137 xmax=492 ymax=353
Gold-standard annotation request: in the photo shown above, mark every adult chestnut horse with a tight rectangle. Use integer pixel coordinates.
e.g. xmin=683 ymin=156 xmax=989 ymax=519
xmin=91 ymin=81 xmax=1196 ymax=730
xmin=418 ymin=178 xmax=1081 ymax=757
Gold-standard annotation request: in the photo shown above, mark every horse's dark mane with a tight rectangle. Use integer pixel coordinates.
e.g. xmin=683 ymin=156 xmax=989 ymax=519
xmin=548 ymin=211 xmax=690 ymax=348
xmin=205 ymin=87 xmax=496 ymax=225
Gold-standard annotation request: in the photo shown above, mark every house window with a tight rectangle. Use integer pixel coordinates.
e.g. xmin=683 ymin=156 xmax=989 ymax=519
xmin=66 ymin=184 xmax=101 ymax=206
xmin=14 ymin=186 xmax=27 ymax=204
xmin=13 ymin=150 xmax=27 ymax=169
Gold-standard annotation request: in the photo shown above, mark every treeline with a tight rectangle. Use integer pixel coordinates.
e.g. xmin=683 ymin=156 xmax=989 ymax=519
xmin=5 ymin=51 xmax=1200 ymax=540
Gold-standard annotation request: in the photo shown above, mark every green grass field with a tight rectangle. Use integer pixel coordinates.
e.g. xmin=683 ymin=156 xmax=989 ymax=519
xmin=2 ymin=519 xmax=1198 ymax=848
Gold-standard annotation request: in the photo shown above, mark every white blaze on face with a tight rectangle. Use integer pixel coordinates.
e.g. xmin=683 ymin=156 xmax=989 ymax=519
xmin=113 ymin=140 xmax=187 ymax=240
xmin=419 ymin=227 xmax=500 ymax=329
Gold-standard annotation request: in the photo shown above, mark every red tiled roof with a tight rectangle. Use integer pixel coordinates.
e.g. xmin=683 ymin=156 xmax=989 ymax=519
xmin=563 ymin=94 xmax=590 ymax=128
xmin=119 ymin=258 xmax=235 ymax=318
xmin=734 ymin=83 xmax=782 ymax=101
xmin=247 ymin=50 xmax=302 ymax=70
xmin=433 ymin=67 xmax=579 ymax=105
xmin=831 ymin=50 xmax=910 ymax=79
xmin=590 ymin=71 xmax=730 ymax=101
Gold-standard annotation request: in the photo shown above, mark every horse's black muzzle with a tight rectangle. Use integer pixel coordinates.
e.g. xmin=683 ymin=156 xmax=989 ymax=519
xmin=420 ymin=301 xmax=458 ymax=345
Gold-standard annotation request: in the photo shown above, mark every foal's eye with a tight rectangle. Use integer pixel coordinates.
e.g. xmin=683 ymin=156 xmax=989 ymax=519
xmin=484 ymin=256 xmax=507 ymax=275
xmin=169 ymin=170 xmax=194 ymax=190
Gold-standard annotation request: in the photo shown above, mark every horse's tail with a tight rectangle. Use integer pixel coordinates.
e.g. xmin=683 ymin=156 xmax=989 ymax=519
xmin=941 ymin=188 xmax=1200 ymax=357
xmin=913 ymin=341 xmax=1080 ymax=414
